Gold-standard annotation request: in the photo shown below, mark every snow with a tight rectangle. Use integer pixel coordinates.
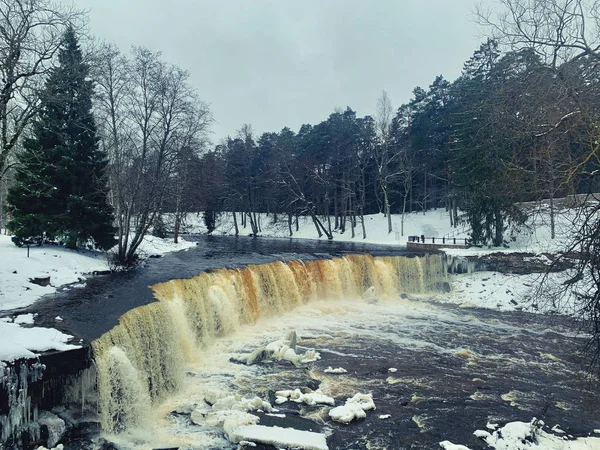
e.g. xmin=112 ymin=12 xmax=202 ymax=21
xmin=231 ymin=425 xmax=329 ymax=450
xmin=274 ymin=388 xmax=334 ymax=406
xmin=0 ymin=233 xmax=196 ymax=363
xmin=442 ymin=419 xmax=600 ymax=449
xmin=328 ymin=393 xmax=376 ymax=424
xmin=0 ymin=233 xmax=108 ymax=311
xmin=0 ymin=321 xmax=78 ymax=361
xmin=324 ymin=366 xmax=347 ymax=374
xmin=166 ymin=201 xmax=579 ymax=257
xmin=439 ymin=441 xmax=473 ymax=450
xmin=131 ymin=234 xmax=196 ymax=256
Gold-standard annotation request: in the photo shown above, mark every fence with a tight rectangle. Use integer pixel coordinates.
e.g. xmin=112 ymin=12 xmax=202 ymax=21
xmin=407 ymin=235 xmax=469 ymax=246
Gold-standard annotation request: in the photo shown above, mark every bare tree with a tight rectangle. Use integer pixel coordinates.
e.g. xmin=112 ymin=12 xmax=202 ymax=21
xmin=374 ymin=90 xmax=395 ymax=233
xmin=0 ymin=0 xmax=83 ymax=180
xmin=477 ymin=0 xmax=600 ymax=68
xmin=480 ymin=0 xmax=600 ymax=367
xmin=94 ymin=44 xmax=211 ymax=265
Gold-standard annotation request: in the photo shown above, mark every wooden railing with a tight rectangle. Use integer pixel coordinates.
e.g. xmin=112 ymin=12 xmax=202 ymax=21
xmin=407 ymin=236 xmax=469 ymax=245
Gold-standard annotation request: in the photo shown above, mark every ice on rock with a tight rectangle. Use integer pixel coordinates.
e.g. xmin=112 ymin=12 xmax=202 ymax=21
xmin=471 ymin=418 xmax=600 ymax=449
xmin=275 ymin=388 xmax=334 ymax=406
xmin=324 ymin=366 xmax=347 ymax=374
xmin=329 ymin=403 xmax=366 ymax=424
xmin=249 ymin=332 xmax=320 ymax=366
xmin=329 ymin=393 xmax=375 ymax=424
xmin=439 ymin=441 xmax=473 ymax=450
xmin=190 ymin=393 xmax=272 ymax=431
xmin=230 ymin=424 xmax=329 ymax=450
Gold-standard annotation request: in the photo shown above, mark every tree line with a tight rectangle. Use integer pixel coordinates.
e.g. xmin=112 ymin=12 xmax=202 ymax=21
xmin=185 ymin=37 xmax=598 ymax=247
xmin=1 ymin=0 xmax=599 ymax=258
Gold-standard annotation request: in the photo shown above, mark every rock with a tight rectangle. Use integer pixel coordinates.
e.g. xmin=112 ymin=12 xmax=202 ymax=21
xmin=38 ymin=410 xmax=66 ymax=448
xmin=246 ymin=347 xmax=272 ymax=365
xmin=30 ymin=276 xmax=51 ymax=287
xmin=92 ymin=270 xmax=112 ymax=275
xmin=286 ymin=330 xmax=297 ymax=351
xmin=436 ymin=282 xmax=451 ymax=293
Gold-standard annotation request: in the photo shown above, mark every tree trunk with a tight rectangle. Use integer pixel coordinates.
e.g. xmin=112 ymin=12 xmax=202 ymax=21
xmin=232 ymin=211 xmax=239 ymax=236
xmin=174 ymin=214 xmax=181 ymax=244
xmin=383 ymin=189 xmax=392 ymax=234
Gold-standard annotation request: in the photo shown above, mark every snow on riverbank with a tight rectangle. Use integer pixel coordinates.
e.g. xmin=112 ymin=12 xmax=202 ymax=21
xmin=441 ymin=418 xmax=600 ymax=449
xmin=0 ymin=233 xmax=195 ymax=363
xmin=0 ymin=201 xmax=584 ymax=362
xmin=170 ymin=201 xmax=579 ymax=256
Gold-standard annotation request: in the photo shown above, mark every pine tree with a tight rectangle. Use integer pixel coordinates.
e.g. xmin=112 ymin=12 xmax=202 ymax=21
xmin=7 ymin=27 xmax=115 ymax=250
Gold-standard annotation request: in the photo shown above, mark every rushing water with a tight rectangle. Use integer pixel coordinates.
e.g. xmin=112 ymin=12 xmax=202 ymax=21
xmin=5 ymin=236 xmax=600 ymax=449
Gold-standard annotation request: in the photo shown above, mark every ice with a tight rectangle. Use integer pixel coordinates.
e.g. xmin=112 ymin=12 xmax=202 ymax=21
xmin=230 ymin=424 xmax=328 ymax=450
xmin=439 ymin=441 xmax=473 ymax=450
xmin=274 ymin=388 xmax=334 ymax=406
xmin=14 ymin=313 xmax=35 ymax=324
xmin=0 ymin=321 xmax=78 ymax=361
xmin=329 ymin=393 xmax=375 ymax=424
xmin=470 ymin=419 xmax=600 ymax=449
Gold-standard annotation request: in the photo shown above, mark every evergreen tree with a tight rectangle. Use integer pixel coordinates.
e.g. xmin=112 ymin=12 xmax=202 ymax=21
xmin=7 ymin=27 xmax=115 ymax=250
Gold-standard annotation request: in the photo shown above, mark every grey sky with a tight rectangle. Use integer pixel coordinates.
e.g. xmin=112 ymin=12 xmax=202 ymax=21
xmin=77 ymin=0 xmax=484 ymax=141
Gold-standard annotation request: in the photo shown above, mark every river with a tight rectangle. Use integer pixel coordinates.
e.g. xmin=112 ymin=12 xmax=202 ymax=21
xmin=8 ymin=236 xmax=600 ymax=450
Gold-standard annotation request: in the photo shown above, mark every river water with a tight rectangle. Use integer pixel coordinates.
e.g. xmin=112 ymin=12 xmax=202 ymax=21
xmin=30 ymin=235 xmax=416 ymax=341
xmin=21 ymin=236 xmax=600 ymax=449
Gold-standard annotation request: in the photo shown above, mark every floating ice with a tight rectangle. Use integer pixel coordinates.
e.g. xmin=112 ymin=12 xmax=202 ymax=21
xmin=329 ymin=393 xmax=375 ymax=424
xmin=231 ymin=425 xmax=329 ymax=450
xmin=275 ymin=388 xmax=334 ymax=406
xmin=439 ymin=441 xmax=473 ymax=450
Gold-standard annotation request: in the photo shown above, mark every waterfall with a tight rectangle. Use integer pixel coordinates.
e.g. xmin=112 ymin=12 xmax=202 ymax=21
xmin=92 ymin=254 xmax=446 ymax=433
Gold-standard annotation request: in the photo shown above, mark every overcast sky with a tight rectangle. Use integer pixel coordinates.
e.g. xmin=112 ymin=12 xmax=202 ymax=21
xmin=76 ymin=0 xmax=485 ymax=141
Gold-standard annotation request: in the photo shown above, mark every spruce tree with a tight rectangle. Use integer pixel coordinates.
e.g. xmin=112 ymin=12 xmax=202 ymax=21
xmin=7 ymin=27 xmax=115 ymax=250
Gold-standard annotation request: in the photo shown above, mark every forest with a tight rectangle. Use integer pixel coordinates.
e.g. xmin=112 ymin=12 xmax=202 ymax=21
xmin=0 ymin=0 xmax=598 ymax=265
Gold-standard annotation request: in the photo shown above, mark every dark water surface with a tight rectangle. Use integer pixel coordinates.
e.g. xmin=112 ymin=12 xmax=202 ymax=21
xmin=28 ymin=235 xmax=413 ymax=341
xmin=10 ymin=235 xmax=600 ymax=449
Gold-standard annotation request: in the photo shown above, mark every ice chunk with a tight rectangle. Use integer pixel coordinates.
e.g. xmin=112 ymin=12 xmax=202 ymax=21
xmin=231 ymin=425 xmax=328 ymax=450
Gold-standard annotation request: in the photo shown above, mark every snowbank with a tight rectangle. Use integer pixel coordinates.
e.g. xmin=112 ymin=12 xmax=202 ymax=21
xmin=0 ymin=320 xmax=78 ymax=362
xmin=0 ymin=233 xmax=196 ymax=363
xmin=0 ymin=234 xmax=108 ymax=311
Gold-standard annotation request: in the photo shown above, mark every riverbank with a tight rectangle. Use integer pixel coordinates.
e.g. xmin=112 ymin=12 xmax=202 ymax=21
xmin=0 ymin=202 xmax=584 ymax=363
xmin=0 ymin=202 xmax=583 ymax=364
xmin=0 ymin=234 xmax=196 ymax=363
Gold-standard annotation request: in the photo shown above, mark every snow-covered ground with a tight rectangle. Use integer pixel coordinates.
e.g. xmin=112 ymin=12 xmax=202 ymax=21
xmin=441 ymin=419 xmax=600 ymax=449
xmin=0 ymin=234 xmax=195 ymax=363
xmin=170 ymin=200 xmax=578 ymax=256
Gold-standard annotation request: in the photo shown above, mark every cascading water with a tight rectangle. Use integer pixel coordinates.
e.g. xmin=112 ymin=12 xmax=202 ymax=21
xmin=92 ymin=253 xmax=446 ymax=435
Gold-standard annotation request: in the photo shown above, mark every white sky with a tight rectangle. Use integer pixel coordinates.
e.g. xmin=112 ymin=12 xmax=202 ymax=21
xmin=75 ymin=0 xmax=485 ymax=141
